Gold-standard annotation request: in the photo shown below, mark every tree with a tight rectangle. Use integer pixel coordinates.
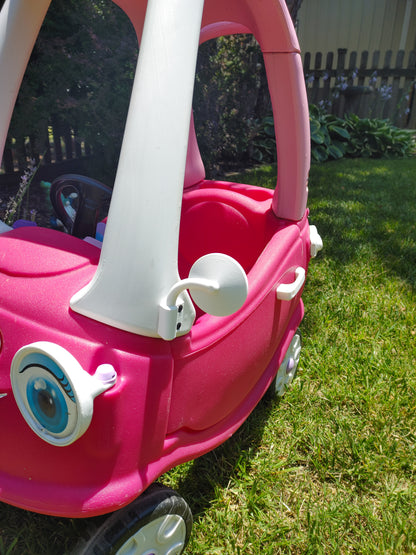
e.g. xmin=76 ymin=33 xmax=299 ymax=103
xmin=285 ymin=0 xmax=304 ymax=29
xmin=193 ymin=35 xmax=273 ymax=173
xmin=7 ymin=0 xmax=138 ymax=179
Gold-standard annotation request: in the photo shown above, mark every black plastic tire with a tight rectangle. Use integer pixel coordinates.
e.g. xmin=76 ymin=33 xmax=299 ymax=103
xmin=74 ymin=484 xmax=192 ymax=555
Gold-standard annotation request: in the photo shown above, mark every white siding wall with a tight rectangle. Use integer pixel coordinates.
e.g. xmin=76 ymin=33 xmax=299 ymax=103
xmin=297 ymin=0 xmax=416 ymax=58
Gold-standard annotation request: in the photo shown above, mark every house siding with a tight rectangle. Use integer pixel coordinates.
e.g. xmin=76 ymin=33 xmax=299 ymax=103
xmin=297 ymin=0 xmax=416 ymax=58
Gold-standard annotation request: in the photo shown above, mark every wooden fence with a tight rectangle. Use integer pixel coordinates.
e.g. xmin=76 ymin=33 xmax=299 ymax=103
xmin=304 ymin=49 xmax=416 ymax=128
xmin=1 ymin=123 xmax=92 ymax=177
xmin=1 ymin=48 xmax=415 ymax=183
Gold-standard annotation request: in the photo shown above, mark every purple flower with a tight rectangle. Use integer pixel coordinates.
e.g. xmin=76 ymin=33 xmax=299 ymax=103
xmin=379 ymin=84 xmax=392 ymax=101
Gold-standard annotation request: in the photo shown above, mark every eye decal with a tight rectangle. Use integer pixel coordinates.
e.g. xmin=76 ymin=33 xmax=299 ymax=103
xmin=20 ymin=358 xmax=76 ymax=403
xmin=10 ymin=342 xmax=116 ymax=446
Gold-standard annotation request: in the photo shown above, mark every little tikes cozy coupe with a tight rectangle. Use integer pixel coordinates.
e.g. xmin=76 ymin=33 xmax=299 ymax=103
xmin=0 ymin=0 xmax=322 ymax=552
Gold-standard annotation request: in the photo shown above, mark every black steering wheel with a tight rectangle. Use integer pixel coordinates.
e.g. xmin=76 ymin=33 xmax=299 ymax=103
xmin=50 ymin=174 xmax=112 ymax=238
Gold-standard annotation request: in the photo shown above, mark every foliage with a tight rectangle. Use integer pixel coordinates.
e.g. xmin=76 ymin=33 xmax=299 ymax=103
xmin=7 ymin=0 xmax=138 ymax=181
xmin=309 ymin=104 xmax=416 ymax=163
xmin=8 ymin=6 xmax=271 ymax=178
xmin=1 ymin=158 xmax=40 ymax=225
xmin=342 ymin=113 xmax=416 ymax=158
xmin=4 ymin=0 xmax=414 ymax=181
xmin=193 ymin=35 xmax=271 ymax=175
xmin=309 ymin=104 xmax=350 ymax=162
xmin=285 ymin=0 xmax=304 ymax=26
xmin=247 ymin=115 xmax=276 ymax=163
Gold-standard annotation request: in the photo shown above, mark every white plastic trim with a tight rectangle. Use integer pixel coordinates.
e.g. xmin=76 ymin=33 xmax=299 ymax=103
xmin=115 ymin=514 xmax=186 ymax=555
xmin=309 ymin=225 xmax=323 ymax=258
xmin=276 ymin=267 xmax=305 ymax=301
xmin=157 ymin=253 xmax=248 ymax=340
xmin=0 ymin=220 xmax=12 ymax=234
xmin=158 ymin=277 xmax=219 ymax=341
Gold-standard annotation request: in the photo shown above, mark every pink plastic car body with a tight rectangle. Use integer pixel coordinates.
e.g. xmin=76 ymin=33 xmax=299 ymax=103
xmin=0 ymin=0 xmax=322 ymax=521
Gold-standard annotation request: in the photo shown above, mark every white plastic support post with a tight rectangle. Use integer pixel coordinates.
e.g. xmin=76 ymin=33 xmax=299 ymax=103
xmin=70 ymin=0 xmax=205 ymax=338
xmin=0 ymin=0 xmax=52 ymax=164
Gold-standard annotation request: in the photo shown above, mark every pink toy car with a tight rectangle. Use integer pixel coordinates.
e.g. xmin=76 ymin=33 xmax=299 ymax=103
xmin=0 ymin=0 xmax=322 ymax=552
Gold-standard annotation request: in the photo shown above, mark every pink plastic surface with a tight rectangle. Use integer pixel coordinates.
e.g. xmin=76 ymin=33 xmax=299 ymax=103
xmin=0 ymin=182 xmax=311 ymax=517
xmin=0 ymin=0 xmax=313 ymax=519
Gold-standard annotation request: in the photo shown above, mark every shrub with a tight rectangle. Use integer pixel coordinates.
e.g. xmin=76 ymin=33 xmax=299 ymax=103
xmin=309 ymin=104 xmax=350 ymax=162
xmin=246 ymin=115 xmax=276 ymax=163
xmin=342 ymin=114 xmax=416 ymax=158
xmin=307 ymin=104 xmax=415 ymax=163
xmin=193 ymin=35 xmax=270 ymax=175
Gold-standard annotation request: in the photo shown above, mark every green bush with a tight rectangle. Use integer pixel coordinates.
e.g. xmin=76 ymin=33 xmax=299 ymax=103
xmin=246 ymin=115 xmax=276 ymax=163
xmin=6 ymin=0 xmax=415 ymax=178
xmin=308 ymin=104 xmax=415 ymax=163
xmin=342 ymin=114 xmax=416 ymax=158
xmin=252 ymin=105 xmax=415 ymax=166
xmin=193 ymin=35 xmax=270 ymax=174
xmin=309 ymin=104 xmax=350 ymax=162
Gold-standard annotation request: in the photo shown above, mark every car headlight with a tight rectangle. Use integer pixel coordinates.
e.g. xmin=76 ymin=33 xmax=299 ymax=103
xmin=10 ymin=342 xmax=116 ymax=446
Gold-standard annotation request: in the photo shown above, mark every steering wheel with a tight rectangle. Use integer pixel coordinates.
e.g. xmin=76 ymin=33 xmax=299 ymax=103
xmin=50 ymin=174 xmax=112 ymax=238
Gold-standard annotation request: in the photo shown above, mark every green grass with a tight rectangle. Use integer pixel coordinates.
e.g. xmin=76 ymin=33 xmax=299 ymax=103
xmin=1 ymin=158 xmax=415 ymax=554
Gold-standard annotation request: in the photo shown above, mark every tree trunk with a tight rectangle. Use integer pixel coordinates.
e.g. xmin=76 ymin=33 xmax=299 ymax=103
xmin=285 ymin=0 xmax=304 ymax=29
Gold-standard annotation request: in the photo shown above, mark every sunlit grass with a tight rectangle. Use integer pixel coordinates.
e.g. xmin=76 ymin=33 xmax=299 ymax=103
xmin=0 ymin=158 xmax=415 ymax=554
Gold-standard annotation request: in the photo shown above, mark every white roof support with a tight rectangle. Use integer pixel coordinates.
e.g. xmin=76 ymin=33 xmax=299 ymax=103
xmin=70 ymin=0 xmax=205 ymax=337
xmin=0 ymin=0 xmax=52 ymax=165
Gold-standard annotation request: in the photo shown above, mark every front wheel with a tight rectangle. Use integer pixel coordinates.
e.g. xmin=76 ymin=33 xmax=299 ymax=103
xmin=75 ymin=484 xmax=192 ymax=555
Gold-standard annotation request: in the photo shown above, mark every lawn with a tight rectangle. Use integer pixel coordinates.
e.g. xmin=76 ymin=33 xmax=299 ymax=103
xmin=0 ymin=157 xmax=415 ymax=554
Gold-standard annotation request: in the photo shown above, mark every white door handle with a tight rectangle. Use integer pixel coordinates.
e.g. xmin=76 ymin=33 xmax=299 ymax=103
xmin=276 ymin=267 xmax=305 ymax=301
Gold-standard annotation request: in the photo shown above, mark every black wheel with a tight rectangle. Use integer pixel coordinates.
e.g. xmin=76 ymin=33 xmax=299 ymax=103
xmin=75 ymin=484 xmax=193 ymax=555
xmin=270 ymin=331 xmax=302 ymax=397
xmin=50 ymin=174 xmax=112 ymax=238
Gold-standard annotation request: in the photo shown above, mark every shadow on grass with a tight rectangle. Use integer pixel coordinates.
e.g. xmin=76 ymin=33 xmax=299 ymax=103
xmin=308 ymin=158 xmax=416 ymax=290
xmin=173 ymin=393 xmax=277 ymax=519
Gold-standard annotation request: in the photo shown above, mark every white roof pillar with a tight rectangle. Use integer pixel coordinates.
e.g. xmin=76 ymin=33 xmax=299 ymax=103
xmin=71 ymin=0 xmax=205 ymax=337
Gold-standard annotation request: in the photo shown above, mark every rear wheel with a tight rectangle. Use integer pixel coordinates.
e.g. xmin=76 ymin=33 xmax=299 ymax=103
xmin=75 ymin=484 xmax=192 ymax=555
xmin=271 ymin=331 xmax=302 ymax=397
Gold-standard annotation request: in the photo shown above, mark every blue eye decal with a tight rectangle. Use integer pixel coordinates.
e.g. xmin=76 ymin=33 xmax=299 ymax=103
xmin=26 ymin=374 xmax=69 ymax=434
xmin=20 ymin=354 xmax=76 ymax=402
xmin=11 ymin=342 xmax=117 ymax=446
xmin=20 ymin=354 xmax=76 ymax=434
xmin=14 ymin=353 xmax=77 ymax=438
